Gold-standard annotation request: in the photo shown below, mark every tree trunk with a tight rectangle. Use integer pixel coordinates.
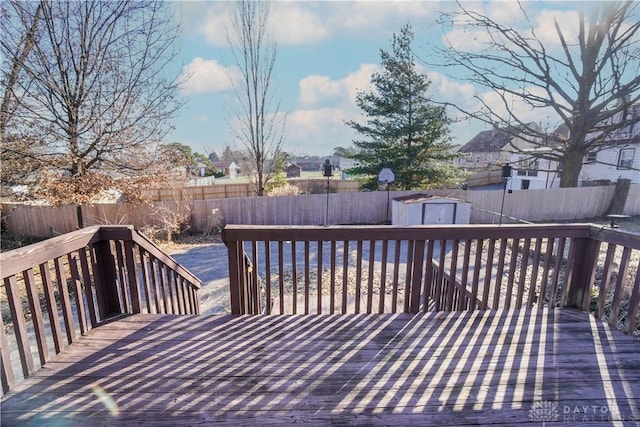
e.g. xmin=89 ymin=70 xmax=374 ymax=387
xmin=559 ymin=153 xmax=583 ymax=188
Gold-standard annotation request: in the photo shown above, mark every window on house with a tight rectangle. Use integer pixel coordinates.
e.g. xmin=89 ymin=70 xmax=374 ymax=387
xmin=584 ymin=152 xmax=597 ymax=164
xmin=617 ymin=148 xmax=635 ymax=169
xmin=517 ymin=157 xmax=538 ymax=176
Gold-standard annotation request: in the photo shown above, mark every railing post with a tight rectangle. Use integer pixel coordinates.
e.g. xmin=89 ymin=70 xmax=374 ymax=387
xmin=226 ymin=239 xmax=244 ymax=315
xmin=93 ymin=240 xmax=122 ymax=316
xmin=563 ymin=237 xmax=600 ymax=310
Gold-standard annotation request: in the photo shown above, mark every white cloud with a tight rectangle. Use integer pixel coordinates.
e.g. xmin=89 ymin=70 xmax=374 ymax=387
xmin=270 ymin=4 xmax=329 ymax=45
xmin=478 ymin=86 xmax=561 ymax=127
xmin=179 ymin=57 xmax=239 ymax=95
xmin=533 ymin=9 xmax=581 ymax=47
xmin=286 ymin=108 xmax=358 ymax=154
xmin=299 ymin=64 xmax=380 ymax=107
xmin=198 ymin=3 xmax=230 ymax=46
xmin=191 ymin=1 xmax=443 ymax=48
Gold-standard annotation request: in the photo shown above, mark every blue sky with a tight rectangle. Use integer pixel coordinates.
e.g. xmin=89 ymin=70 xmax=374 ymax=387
xmin=167 ymin=1 xmax=606 ymax=157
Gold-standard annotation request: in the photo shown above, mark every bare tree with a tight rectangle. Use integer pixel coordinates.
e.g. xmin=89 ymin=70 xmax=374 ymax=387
xmin=227 ymin=0 xmax=285 ymax=196
xmin=0 ymin=1 xmax=45 ymax=186
xmin=1 ymin=1 xmax=184 ymax=190
xmin=434 ymin=1 xmax=640 ymax=187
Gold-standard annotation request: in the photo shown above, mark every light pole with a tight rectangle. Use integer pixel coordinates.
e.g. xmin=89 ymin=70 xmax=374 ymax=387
xmin=323 ymin=159 xmax=334 ymax=226
xmin=499 ymin=163 xmax=512 ymax=225
xmin=378 ymin=168 xmax=395 ymax=224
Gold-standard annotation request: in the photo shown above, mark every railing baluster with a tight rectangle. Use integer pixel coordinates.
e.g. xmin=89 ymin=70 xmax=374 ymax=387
xmin=115 ymin=241 xmax=130 ymax=312
xmin=304 ymin=241 xmax=310 ymax=315
xmin=67 ymin=254 xmax=88 ymax=334
xmin=550 ymin=237 xmax=566 ymax=308
xmin=445 ymin=240 xmax=458 ymax=311
xmin=380 ymin=240 xmax=389 ymax=314
xmin=53 ymin=257 xmax=76 ymax=344
xmin=278 ymin=241 xmax=284 ymax=314
xmin=23 ymin=268 xmax=48 ymax=365
xmin=251 ymin=241 xmax=259 ymax=314
xmin=124 ymin=241 xmax=141 ymax=314
xmin=422 ymin=240 xmax=434 ymax=313
xmin=469 ymin=239 xmax=482 ymax=311
xmin=264 ymin=241 xmax=272 ymax=315
xmin=493 ymin=238 xmax=508 ymax=310
xmin=317 ymin=241 xmax=323 ymax=314
xmin=504 ymin=238 xmax=519 ymax=309
xmin=539 ymin=237 xmax=555 ymax=307
xmin=40 ymin=262 xmax=64 ymax=353
xmin=291 ymin=241 xmax=297 ymax=314
xmin=409 ymin=240 xmax=425 ymax=313
xmin=342 ymin=240 xmax=349 ymax=314
xmin=516 ymin=238 xmax=531 ymax=307
xmin=4 ymin=276 xmax=35 ymax=377
xmin=596 ymin=244 xmax=616 ymax=319
xmin=391 ymin=240 xmax=401 ymax=313
xmin=609 ymin=246 xmax=631 ymax=328
xmin=404 ymin=240 xmax=415 ymax=313
xmin=527 ymin=238 xmax=543 ymax=308
xmin=367 ymin=240 xmax=376 ymax=314
xmin=78 ymin=248 xmax=98 ymax=326
xmin=354 ymin=240 xmax=362 ymax=314
xmin=330 ymin=241 xmax=337 ymax=314
xmin=138 ymin=247 xmax=153 ymax=314
xmin=481 ymin=238 xmax=495 ymax=310
xmin=0 ymin=313 xmax=15 ymax=394
xmin=626 ymin=264 xmax=640 ymax=335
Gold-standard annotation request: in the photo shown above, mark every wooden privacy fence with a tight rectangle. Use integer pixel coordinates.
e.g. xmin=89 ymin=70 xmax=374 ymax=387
xmin=223 ymin=224 xmax=640 ymax=337
xmin=3 ymin=184 xmax=640 ymax=237
xmin=0 ymin=226 xmax=201 ymax=396
xmin=143 ymin=179 xmax=363 ymax=201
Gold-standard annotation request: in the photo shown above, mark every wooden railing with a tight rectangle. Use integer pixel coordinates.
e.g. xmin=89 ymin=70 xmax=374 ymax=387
xmin=0 ymin=226 xmax=201 ymax=396
xmin=223 ymin=224 xmax=640 ymax=335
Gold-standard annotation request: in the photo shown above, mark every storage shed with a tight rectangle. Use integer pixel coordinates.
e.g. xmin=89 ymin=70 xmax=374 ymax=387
xmin=391 ymin=194 xmax=471 ymax=225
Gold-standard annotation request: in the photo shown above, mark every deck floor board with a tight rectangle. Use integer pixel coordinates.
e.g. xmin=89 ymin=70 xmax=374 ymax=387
xmin=2 ymin=309 xmax=639 ymax=426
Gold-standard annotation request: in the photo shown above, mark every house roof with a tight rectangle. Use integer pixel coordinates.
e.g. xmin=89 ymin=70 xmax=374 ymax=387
xmin=212 ymin=161 xmax=237 ymax=169
xmin=459 ymin=123 xmax=548 ymax=153
xmin=458 ymin=127 xmax=515 ymax=153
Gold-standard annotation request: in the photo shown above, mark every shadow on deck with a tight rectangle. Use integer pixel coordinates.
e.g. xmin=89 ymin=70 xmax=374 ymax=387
xmin=2 ymin=309 xmax=639 ymax=425
xmin=2 ymin=224 xmax=639 ymax=425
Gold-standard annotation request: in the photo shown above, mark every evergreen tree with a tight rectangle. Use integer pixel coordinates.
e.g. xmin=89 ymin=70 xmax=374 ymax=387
xmin=346 ymin=24 xmax=460 ymax=190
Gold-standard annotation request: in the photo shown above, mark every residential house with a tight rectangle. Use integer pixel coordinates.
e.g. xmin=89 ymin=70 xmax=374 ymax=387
xmin=577 ymin=106 xmax=640 ymax=185
xmin=456 ymin=125 xmax=517 ymax=170
xmin=212 ymin=161 xmax=239 ymax=179
xmin=286 ymin=163 xmax=302 ymax=178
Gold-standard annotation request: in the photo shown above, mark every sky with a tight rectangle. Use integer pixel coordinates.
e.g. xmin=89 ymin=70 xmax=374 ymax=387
xmin=166 ymin=0 xmax=609 ymax=158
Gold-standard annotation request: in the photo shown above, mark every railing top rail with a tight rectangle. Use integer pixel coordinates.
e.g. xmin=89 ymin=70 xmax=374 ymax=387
xmin=1 ymin=226 xmax=103 ymax=277
xmin=222 ymin=223 xmax=596 ymax=243
xmin=129 ymin=229 xmax=202 ymax=288
xmin=1 ymin=225 xmax=202 ymax=287
xmin=587 ymin=225 xmax=640 ymax=249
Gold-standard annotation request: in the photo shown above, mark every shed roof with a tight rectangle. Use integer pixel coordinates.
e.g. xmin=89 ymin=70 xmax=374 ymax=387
xmin=392 ymin=194 xmax=468 ymax=204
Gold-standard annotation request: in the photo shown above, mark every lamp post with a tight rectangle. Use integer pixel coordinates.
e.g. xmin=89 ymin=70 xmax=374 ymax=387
xmin=499 ymin=163 xmax=512 ymax=225
xmin=378 ymin=168 xmax=395 ymax=224
xmin=323 ymin=159 xmax=334 ymax=226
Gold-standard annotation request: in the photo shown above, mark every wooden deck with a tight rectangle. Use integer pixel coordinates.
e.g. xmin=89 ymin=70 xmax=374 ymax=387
xmin=2 ymin=309 xmax=639 ymax=426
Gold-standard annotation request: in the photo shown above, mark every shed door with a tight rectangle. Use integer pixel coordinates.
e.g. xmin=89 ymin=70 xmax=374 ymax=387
xmin=422 ymin=202 xmax=456 ymax=224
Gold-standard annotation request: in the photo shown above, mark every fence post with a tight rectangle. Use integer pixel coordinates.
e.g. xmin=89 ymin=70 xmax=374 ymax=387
xmin=93 ymin=240 xmax=122 ymax=316
xmin=563 ymin=237 xmax=600 ymax=310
